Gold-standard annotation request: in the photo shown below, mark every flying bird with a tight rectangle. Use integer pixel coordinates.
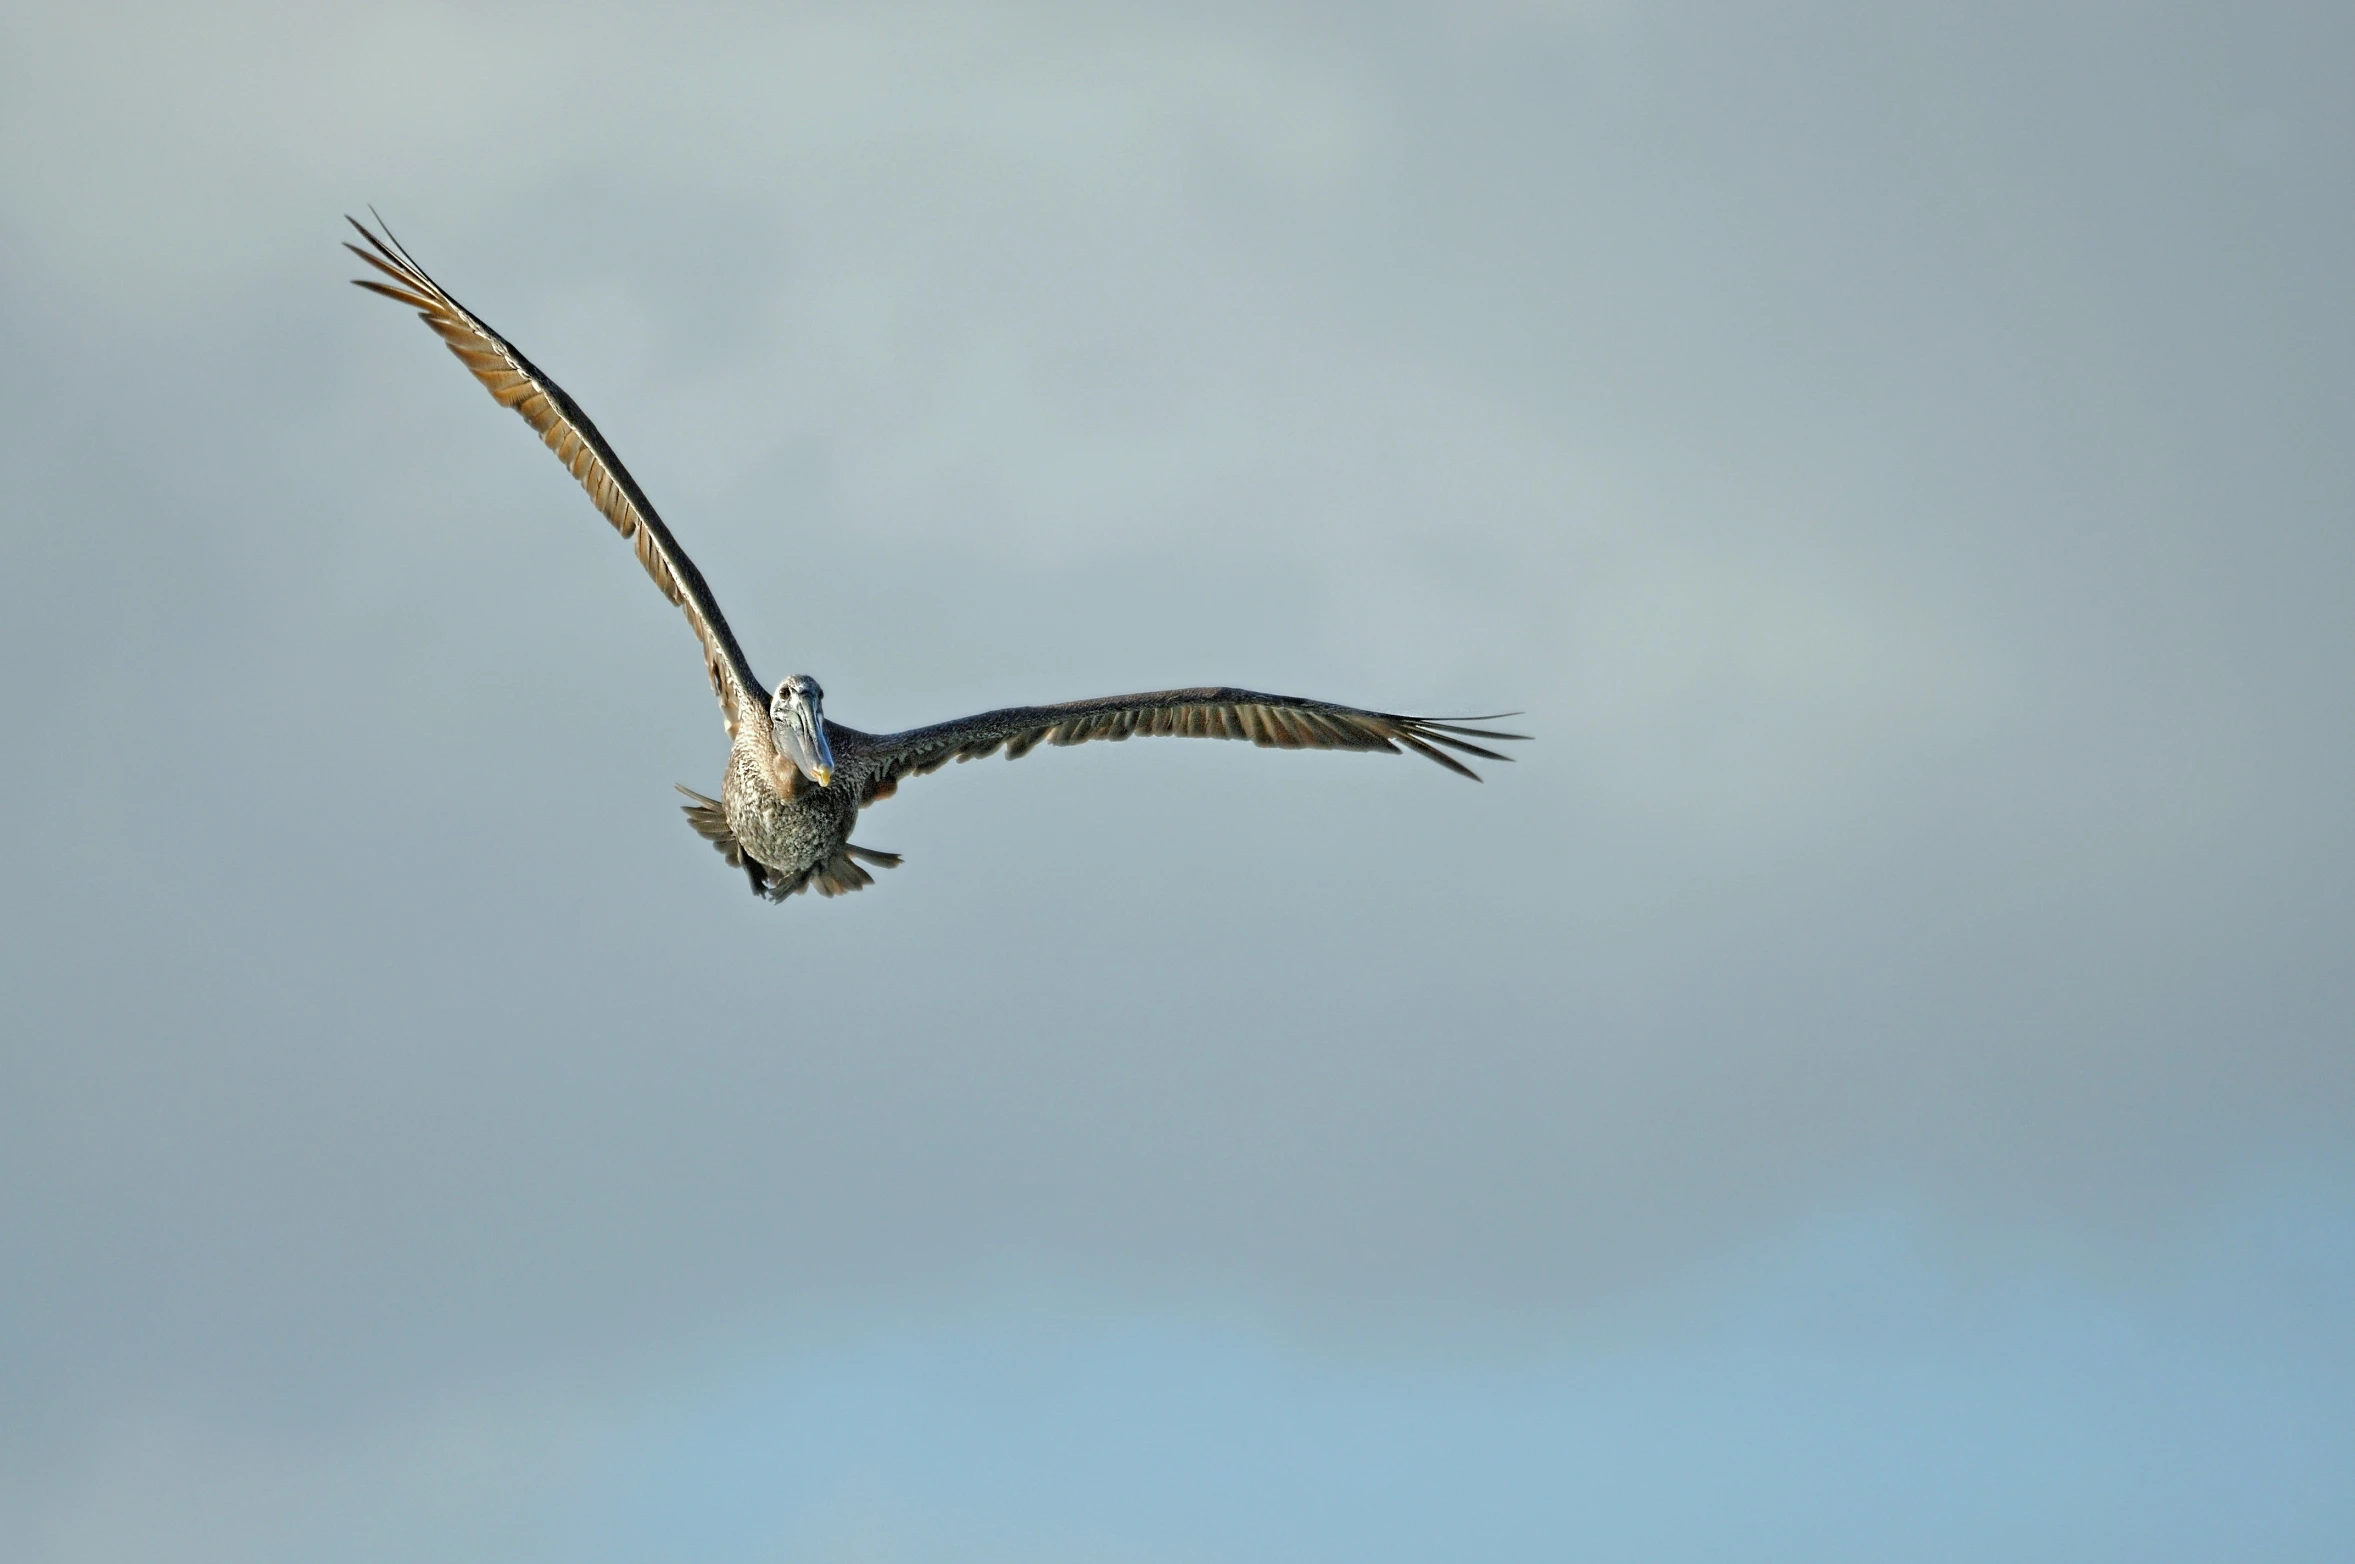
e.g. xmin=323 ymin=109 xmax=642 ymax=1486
xmin=346 ymin=216 xmax=1524 ymax=901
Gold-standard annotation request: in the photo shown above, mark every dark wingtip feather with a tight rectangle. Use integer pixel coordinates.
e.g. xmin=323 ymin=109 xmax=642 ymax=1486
xmin=364 ymin=206 xmax=423 ymax=271
xmin=350 ymin=275 xmax=436 ymax=310
xmin=1415 ymin=715 xmax=1531 ymax=743
xmin=1380 ymin=714 xmax=1526 ymax=776
xmin=346 ymin=212 xmax=444 ymax=302
xmin=1422 ymin=733 xmax=1514 ymax=763
xmin=1393 ymin=730 xmax=1484 ymax=780
xmin=345 ymin=213 xmax=406 ymax=273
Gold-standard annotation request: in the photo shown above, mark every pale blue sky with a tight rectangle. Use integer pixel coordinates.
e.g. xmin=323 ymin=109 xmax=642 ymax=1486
xmin=2 ymin=2 xmax=2349 ymax=1558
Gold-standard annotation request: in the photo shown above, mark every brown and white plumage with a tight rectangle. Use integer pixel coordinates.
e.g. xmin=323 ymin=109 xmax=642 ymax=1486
xmin=347 ymin=216 xmax=762 ymax=741
xmin=348 ymin=215 xmax=1525 ymax=901
xmin=833 ymin=691 xmax=1519 ymax=806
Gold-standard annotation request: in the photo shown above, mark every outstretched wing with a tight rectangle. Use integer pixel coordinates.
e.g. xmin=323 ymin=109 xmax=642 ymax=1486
xmin=832 ymin=687 xmax=1526 ymax=805
xmin=346 ymin=215 xmax=765 ymax=738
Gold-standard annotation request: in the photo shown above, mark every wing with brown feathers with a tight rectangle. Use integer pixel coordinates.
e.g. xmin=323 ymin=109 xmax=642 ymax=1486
xmin=346 ymin=215 xmax=765 ymax=738
xmin=833 ymin=688 xmax=1526 ymax=805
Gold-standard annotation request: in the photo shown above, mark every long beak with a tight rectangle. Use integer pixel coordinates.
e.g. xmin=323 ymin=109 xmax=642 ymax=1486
xmin=774 ymin=704 xmax=836 ymax=787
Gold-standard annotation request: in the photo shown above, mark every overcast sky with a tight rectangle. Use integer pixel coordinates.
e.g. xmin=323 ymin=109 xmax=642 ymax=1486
xmin=2 ymin=2 xmax=2350 ymax=1559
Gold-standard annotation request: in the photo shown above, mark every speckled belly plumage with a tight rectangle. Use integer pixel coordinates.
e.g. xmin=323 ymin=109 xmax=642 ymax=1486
xmin=722 ymin=741 xmax=858 ymax=876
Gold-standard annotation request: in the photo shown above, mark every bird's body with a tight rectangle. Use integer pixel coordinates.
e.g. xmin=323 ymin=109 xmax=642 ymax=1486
xmin=347 ymin=216 xmax=1523 ymax=901
xmin=707 ymin=735 xmax=869 ymax=900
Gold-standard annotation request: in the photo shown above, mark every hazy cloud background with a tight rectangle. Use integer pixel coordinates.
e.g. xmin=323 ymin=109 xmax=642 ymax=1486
xmin=2 ymin=2 xmax=2349 ymax=1558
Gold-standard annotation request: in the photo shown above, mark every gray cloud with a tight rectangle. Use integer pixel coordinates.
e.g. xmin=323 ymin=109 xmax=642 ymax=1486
xmin=1 ymin=0 xmax=2348 ymax=1457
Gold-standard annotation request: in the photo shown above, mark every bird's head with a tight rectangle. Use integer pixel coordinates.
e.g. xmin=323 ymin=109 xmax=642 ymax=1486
xmin=770 ymin=674 xmax=835 ymax=787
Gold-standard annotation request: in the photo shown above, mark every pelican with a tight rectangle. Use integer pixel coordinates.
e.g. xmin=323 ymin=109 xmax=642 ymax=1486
xmin=347 ymin=217 xmax=1524 ymax=901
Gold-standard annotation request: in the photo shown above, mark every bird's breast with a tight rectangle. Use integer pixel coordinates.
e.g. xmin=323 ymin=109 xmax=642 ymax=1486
xmin=722 ymin=744 xmax=856 ymax=874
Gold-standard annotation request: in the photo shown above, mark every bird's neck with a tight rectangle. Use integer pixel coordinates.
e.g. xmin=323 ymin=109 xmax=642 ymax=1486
xmin=734 ymin=721 xmax=803 ymax=799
